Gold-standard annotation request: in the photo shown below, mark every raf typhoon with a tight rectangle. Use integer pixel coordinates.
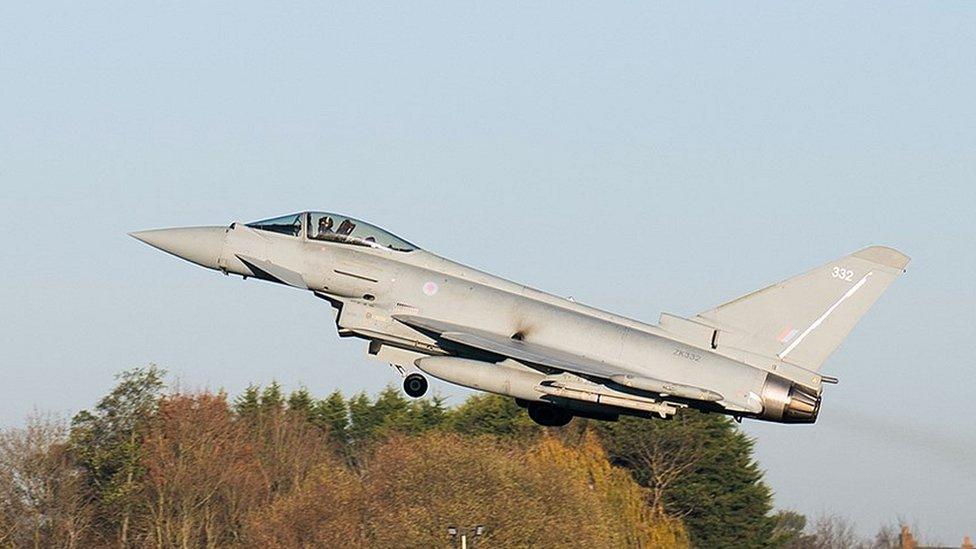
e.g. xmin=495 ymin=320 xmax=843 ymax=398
xmin=131 ymin=212 xmax=909 ymax=426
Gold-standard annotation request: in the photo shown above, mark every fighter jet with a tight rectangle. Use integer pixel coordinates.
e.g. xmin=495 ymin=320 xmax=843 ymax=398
xmin=130 ymin=212 xmax=909 ymax=426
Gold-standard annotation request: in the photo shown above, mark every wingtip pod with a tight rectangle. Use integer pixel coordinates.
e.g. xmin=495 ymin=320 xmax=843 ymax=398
xmin=854 ymin=245 xmax=910 ymax=272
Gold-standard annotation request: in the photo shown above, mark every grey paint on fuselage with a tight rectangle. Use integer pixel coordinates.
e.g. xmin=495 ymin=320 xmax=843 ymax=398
xmin=131 ymin=212 xmax=909 ymax=426
xmin=236 ymin=224 xmax=764 ymax=409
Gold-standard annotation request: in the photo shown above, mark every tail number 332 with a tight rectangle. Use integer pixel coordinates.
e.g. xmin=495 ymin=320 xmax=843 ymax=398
xmin=831 ymin=266 xmax=855 ymax=281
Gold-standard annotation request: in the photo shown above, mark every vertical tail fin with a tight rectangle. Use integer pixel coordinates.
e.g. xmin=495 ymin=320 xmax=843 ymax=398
xmin=694 ymin=246 xmax=909 ymax=372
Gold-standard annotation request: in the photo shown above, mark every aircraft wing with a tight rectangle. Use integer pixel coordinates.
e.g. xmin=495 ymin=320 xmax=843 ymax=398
xmin=391 ymin=314 xmax=620 ymax=379
xmin=394 ymin=314 xmax=729 ymax=406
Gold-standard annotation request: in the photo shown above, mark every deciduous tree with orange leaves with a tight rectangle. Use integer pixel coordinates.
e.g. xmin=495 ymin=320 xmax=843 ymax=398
xmin=0 ymin=366 xmax=797 ymax=548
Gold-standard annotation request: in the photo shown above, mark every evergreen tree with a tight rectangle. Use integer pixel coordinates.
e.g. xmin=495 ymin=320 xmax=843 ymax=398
xmin=311 ymin=391 xmax=349 ymax=444
xmin=401 ymin=395 xmax=448 ymax=433
xmin=369 ymin=386 xmax=411 ymax=430
xmin=259 ymin=381 xmax=284 ymax=414
xmin=346 ymin=392 xmax=378 ymax=446
xmin=445 ymin=393 xmax=540 ymax=437
xmin=598 ymin=411 xmax=776 ymax=548
xmin=44 ymin=369 xmax=801 ymax=547
xmin=287 ymin=386 xmax=314 ymax=416
xmin=346 ymin=386 xmax=447 ymax=442
xmin=233 ymin=384 xmax=260 ymax=419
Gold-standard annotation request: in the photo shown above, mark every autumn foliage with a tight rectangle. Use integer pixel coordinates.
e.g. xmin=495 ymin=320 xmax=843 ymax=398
xmin=0 ymin=367 xmax=697 ymax=548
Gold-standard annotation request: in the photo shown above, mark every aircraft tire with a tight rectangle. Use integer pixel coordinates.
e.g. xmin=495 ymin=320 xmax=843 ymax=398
xmin=527 ymin=402 xmax=573 ymax=427
xmin=403 ymin=373 xmax=428 ymax=398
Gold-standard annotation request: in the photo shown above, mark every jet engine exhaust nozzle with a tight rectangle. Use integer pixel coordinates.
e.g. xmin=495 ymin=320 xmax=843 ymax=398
xmin=759 ymin=374 xmax=821 ymax=424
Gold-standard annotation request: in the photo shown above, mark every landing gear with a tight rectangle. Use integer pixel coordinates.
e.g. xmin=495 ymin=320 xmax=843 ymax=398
xmin=403 ymin=373 xmax=428 ymax=398
xmin=527 ymin=402 xmax=573 ymax=427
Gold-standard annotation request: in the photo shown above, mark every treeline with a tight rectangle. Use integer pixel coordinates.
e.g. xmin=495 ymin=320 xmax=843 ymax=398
xmin=0 ymin=366 xmax=915 ymax=548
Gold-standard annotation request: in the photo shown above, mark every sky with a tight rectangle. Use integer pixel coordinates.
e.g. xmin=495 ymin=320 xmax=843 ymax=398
xmin=1 ymin=1 xmax=974 ymax=542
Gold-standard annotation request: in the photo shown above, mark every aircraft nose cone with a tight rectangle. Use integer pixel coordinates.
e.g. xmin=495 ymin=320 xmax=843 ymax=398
xmin=129 ymin=226 xmax=226 ymax=270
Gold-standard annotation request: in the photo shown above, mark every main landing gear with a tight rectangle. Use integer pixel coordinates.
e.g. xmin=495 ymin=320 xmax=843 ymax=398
xmin=527 ymin=402 xmax=573 ymax=427
xmin=403 ymin=373 xmax=428 ymax=398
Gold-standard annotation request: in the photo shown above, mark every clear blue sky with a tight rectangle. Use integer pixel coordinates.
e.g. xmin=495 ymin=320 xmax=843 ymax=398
xmin=2 ymin=1 xmax=973 ymax=542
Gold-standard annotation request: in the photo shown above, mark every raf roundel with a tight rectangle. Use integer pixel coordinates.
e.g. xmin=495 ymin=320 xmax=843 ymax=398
xmin=422 ymin=281 xmax=439 ymax=296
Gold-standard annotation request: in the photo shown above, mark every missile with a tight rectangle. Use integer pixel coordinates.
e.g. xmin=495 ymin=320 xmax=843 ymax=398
xmin=414 ymin=356 xmax=546 ymax=402
xmin=535 ymin=384 xmax=677 ymax=418
xmin=610 ymin=374 xmax=724 ymax=402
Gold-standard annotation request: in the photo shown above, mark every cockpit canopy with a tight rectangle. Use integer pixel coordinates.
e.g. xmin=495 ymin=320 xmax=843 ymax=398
xmin=245 ymin=212 xmax=417 ymax=252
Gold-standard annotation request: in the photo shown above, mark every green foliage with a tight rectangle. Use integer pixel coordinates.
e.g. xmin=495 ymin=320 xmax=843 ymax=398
xmin=69 ymin=365 xmax=166 ymax=542
xmin=259 ymin=381 xmax=284 ymax=414
xmin=238 ymin=382 xmax=779 ymax=547
xmin=598 ymin=411 xmax=776 ymax=549
xmin=445 ymin=393 xmax=541 ymax=437
xmin=310 ymin=391 xmax=350 ymax=444
xmin=362 ymin=386 xmax=411 ymax=434
xmin=286 ymin=386 xmax=314 ymax=415
xmin=345 ymin=392 xmax=378 ymax=445
xmin=771 ymin=510 xmax=813 ymax=548
xmin=398 ymin=394 xmax=449 ymax=434
xmin=346 ymin=386 xmax=448 ymax=444
xmin=233 ymin=384 xmax=260 ymax=418
xmin=55 ymin=370 xmax=786 ymax=547
xmin=234 ymin=383 xmax=451 ymax=457
xmin=69 ymin=365 xmax=166 ymax=493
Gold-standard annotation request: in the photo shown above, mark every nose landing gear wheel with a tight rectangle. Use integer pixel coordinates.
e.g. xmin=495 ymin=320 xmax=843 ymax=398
xmin=403 ymin=373 xmax=428 ymax=398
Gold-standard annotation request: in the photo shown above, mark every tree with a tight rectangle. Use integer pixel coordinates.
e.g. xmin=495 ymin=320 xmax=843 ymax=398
xmin=771 ymin=510 xmax=815 ymax=548
xmin=310 ymin=391 xmax=350 ymax=446
xmin=69 ymin=365 xmax=165 ymax=546
xmin=346 ymin=392 xmax=380 ymax=447
xmin=243 ymin=461 xmax=366 ymax=548
xmin=258 ymin=381 xmax=284 ymax=415
xmin=286 ymin=387 xmax=313 ymax=416
xmin=445 ymin=393 xmax=541 ymax=438
xmin=346 ymin=386 xmax=448 ymax=448
xmin=136 ymin=392 xmax=263 ymax=547
xmin=599 ymin=411 xmax=776 ymax=548
xmin=360 ymin=431 xmax=686 ymax=548
xmin=247 ymin=403 xmax=336 ymax=499
xmin=4 ymin=369 xmax=797 ymax=548
xmin=0 ymin=416 xmax=93 ymax=548
xmin=132 ymin=389 xmax=341 ymax=547
xmin=232 ymin=385 xmax=260 ymax=419
xmin=528 ymin=431 xmax=688 ymax=548
xmin=804 ymin=513 xmax=865 ymax=549
xmin=398 ymin=395 xmax=449 ymax=434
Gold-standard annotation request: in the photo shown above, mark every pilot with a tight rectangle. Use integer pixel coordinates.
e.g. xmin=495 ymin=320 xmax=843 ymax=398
xmin=316 ymin=216 xmax=334 ymax=238
xmin=336 ymin=219 xmax=356 ymax=236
